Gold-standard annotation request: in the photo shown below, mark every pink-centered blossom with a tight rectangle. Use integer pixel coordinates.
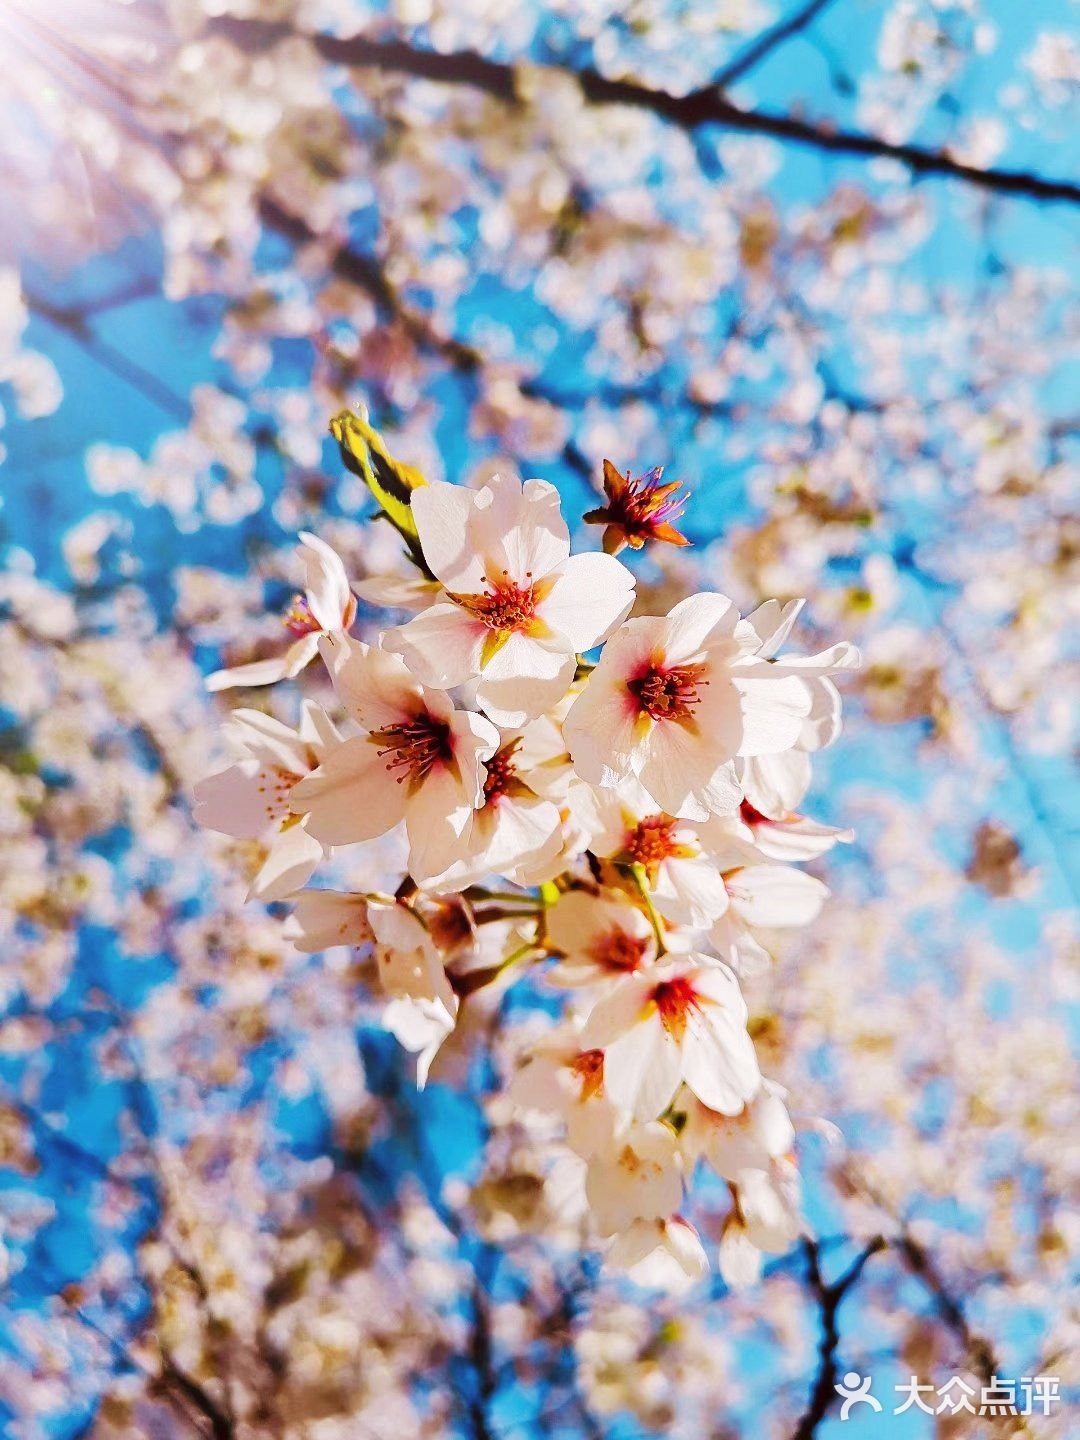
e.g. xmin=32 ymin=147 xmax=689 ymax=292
xmin=420 ymin=730 xmax=563 ymax=893
xmin=509 ymin=1030 xmax=619 ymax=1157
xmin=384 ymin=473 xmax=636 ymax=727
xmin=587 ymin=776 xmax=731 ymax=927
xmin=207 ymin=532 xmax=356 ymax=690
xmin=564 ymin=592 xmax=852 ymax=822
xmin=545 ymin=886 xmax=658 ymax=987
xmin=192 ymin=700 xmax=340 ymax=901
xmin=290 ymin=637 xmax=499 ymax=883
xmin=580 ymin=956 xmax=760 ymax=1121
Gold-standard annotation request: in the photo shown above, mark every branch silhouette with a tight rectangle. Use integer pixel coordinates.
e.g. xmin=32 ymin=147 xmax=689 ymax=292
xmin=711 ymin=0 xmax=841 ymax=91
xmin=792 ymin=1236 xmax=886 ymax=1440
xmin=212 ymin=18 xmax=1080 ymax=205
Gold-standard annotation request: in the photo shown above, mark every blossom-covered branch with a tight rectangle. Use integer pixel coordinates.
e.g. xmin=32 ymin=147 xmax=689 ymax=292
xmin=212 ymin=17 xmax=1080 ymax=205
xmin=195 ymin=416 xmax=860 ymax=1291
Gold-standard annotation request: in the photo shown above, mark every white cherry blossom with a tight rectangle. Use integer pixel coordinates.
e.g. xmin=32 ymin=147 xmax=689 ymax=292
xmin=509 ymin=1030 xmax=618 ymax=1158
xmin=291 ymin=637 xmax=499 ymax=883
xmin=384 ymin=473 xmax=636 ymax=726
xmin=192 ymin=700 xmax=340 ymax=901
xmin=587 ymin=776 xmax=731 ymax=927
xmin=706 ymin=853 xmax=830 ymax=975
xmin=545 ymin=886 xmax=658 ymax=987
xmin=580 ymin=956 xmax=761 ymax=1121
xmin=564 ymin=592 xmax=833 ymax=822
xmin=607 ymin=1216 xmax=709 ymax=1294
xmin=419 ymin=731 xmax=563 ymax=893
xmin=585 ymin=1121 xmax=683 ymax=1235
xmin=207 ymin=532 xmax=356 ymax=690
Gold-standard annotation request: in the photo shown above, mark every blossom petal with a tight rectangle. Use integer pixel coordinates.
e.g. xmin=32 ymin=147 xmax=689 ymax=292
xmin=765 ymin=641 xmax=861 ymax=675
xmin=383 ymin=603 xmax=488 ymax=691
xmin=291 ymin=735 xmax=406 ymax=845
xmin=661 ymin=591 xmax=739 ymax=663
xmin=223 ymin=708 xmax=314 ymax=773
xmin=538 ymin=552 xmax=636 ymax=650
xmin=353 ymin=572 xmax=440 ymax=611
xmin=298 ymin=531 xmax=352 ymax=632
xmin=636 ymin=722 xmax=741 ymax=822
xmin=325 ymin=637 xmax=423 ymax=731
xmin=738 ymin=751 xmax=813 ymax=819
xmin=475 ymin=631 xmax=576 ymax=728
xmin=250 ymin=821 xmax=324 ymax=902
xmin=412 ymin=481 xmax=488 ymax=591
xmin=405 ymin=767 xmax=481 ymax=883
xmin=739 ymin=598 xmax=805 ymax=659
xmin=192 ymin=762 xmax=270 ymax=839
xmin=800 ymin=676 xmax=843 ymax=751
xmin=750 ymin=816 xmax=853 ymax=862
xmin=603 ymin=1018 xmax=683 ymax=1120
xmin=652 ymin=854 xmax=731 ymax=928
xmin=205 ymin=635 xmax=318 ymax=692
xmin=469 ymin=474 xmax=570 ymax=583
xmin=733 ymin=668 xmax=812 ymax=757
xmin=286 ymin=890 xmax=370 ymax=952
xmin=726 ymin=865 xmax=829 ymax=928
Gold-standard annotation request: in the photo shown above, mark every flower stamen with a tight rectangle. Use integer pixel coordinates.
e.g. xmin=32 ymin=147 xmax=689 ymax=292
xmin=454 ymin=578 xmax=538 ymax=632
xmin=628 ymin=662 xmax=709 ymax=722
xmin=624 ymin=815 xmax=690 ymax=871
xmin=652 ymin=975 xmax=700 ymax=1043
xmin=372 ymin=713 xmax=452 ymax=784
xmin=570 ymin=1048 xmax=605 ymax=1101
xmin=587 ymin=925 xmax=651 ymax=974
xmin=282 ymin=593 xmax=321 ymax=637
xmin=482 ymin=739 xmax=523 ymax=804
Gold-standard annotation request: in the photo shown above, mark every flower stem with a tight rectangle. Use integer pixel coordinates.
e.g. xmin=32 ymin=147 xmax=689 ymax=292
xmin=630 ymin=862 xmax=668 ymax=956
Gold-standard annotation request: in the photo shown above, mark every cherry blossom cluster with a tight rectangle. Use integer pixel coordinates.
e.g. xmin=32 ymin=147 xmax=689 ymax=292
xmin=195 ymin=418 xmax=859 ymax=1292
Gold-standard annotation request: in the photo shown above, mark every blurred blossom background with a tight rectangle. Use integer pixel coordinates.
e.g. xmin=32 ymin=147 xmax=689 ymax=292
xmin=0 ymin=0 xmax=1077 ymax=1436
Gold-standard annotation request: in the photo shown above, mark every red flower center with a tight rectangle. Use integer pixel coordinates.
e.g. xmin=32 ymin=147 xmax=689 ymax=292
xmin=652 ymin=975 xmax=700 ymax=1042
xmin=570 ymin=1048 xmax=605 ymax=1101
xmin=482 ymin=741 xmax=521 ymax=804
xmin=587 ymin=925 xmax=651 ymax=973
xmin=371 ymin=713 xmax=452 ymax=784
xmin=625 ymin=815 xmax=688 ymax=869
xmin=455 ymin=574 xmax=538 ymax=632
xmin=740 ymin=799 xmax=769 ymax=826
xmin=282 ymin=593 xmax=320 ymax=637
xmin=628 ymin=662 xmax=708 ymax=722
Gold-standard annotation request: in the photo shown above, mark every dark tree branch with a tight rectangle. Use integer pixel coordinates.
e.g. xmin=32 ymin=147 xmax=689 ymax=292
xmin=25 ymin=289 xmax=192 ymax=421
xmin=158 ymin=1354 xmax=235 ymax=1440
xmin=792 ymin=1236 xmax=886 ymax=1440
xmin=256 ymin=195 xmax=482 ymax=375
xmin=711 ymin=0 xmax=840 ymax=91
xmin=212 ymin=19 xmax=1080 ymax=205
xmin=895 ymin=1234 xmax=998 ymax=1388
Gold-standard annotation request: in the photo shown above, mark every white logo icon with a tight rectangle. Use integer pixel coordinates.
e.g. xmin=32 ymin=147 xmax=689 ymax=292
xmin=835 ymin=1372 xmax=883 ymax=1420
